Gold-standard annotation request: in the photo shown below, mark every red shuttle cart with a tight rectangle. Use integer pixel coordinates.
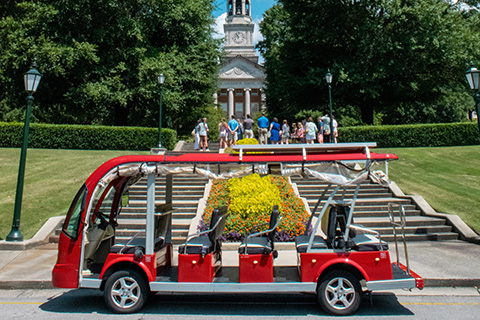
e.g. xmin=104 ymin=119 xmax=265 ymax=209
xmin=52 ymin=143 xmax=423 ymax=315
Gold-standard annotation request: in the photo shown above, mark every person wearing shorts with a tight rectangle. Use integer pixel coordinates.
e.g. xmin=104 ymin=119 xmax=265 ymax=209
xmin=227 ymin=115 xmax=239 ymax=146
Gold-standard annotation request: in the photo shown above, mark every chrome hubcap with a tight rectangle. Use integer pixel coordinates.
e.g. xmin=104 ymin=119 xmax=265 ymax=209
xmin=110 ymin=276 xmax=140 ymax=309
xmin=325 ymin=277 xmax=356 ymax=310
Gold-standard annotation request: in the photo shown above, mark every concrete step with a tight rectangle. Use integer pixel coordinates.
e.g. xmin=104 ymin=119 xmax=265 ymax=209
xmin=127 ymin=200 xmax=202 ymax=207
xmin=301 ymin=192 xmax=393 ymax=199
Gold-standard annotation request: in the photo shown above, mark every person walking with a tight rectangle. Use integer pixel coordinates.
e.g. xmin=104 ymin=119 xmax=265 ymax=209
xmin=227 ymin=115 xmax=239 ymax=147
xmin=305 ymin=117 xmax=318 ymax=144
xmin=269 ymin=117 xmax=281 ymax=144
xmin=281 ymin=119 xmax=290 ymax=144
xmin=257 ymin=112 xmax=269 ymax=145
xmin=193 ymin=119 xmax=201 ymax=151
xmin=332 ymin=115 xmax=338 ymax=143
xmin=290 ymin=122 xmax=297 ymax=143
xmin=198 ymin=117 xmax=209 ymax=151
xmin=322 ymin=114 xmax=332 ymax=143
xmin=243 ymin=114 xmax=254 ymax=139
xmin=218 ymin=118 xmax=228 ymax=149
xmin=317 ymin=116 xmax=324 ymax=144
xmin=297 ymin=122 xmax=304 ymax=143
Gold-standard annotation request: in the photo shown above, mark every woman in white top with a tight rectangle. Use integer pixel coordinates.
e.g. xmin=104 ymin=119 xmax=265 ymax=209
xmin=305 ymin=117 xmax=318 ymax=144
xmin=281 ymin=119 xmax=290 ymax=145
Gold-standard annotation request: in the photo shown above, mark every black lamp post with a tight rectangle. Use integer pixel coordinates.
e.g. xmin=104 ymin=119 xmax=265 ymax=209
xmin=465 ymin=63 xmax=480 ymax=135
xmin=325 ymin=69 xmax=334 ymax=143
xmin=6 ymin=61 xmax=42 ymax=242
xmin=157 ymin=73 xmax=165 ymax=148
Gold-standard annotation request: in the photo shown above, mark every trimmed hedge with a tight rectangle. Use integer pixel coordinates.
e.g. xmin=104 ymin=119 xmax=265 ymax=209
xmin=339 ymin=122 xmax=480 ymax=148
xmin=0 ymin=122 xmax=177 ymax=151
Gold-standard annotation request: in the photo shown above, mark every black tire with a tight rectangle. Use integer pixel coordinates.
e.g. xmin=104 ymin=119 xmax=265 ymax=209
xmin=317 ymin=270 xmax=362 ymax=316
xmin=104 ymin=269 xmax=149 ymax=314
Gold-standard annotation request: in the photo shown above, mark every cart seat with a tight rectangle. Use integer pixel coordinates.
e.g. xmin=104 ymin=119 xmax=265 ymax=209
xmin=295 ymin=235 xmax=328 ymax=253
xmin=178 ymin=206 xmax=228 ymax=255
xmin=351 ymin=234 xmax=389 ymax=251
xmin=238 ymin=205 xmax=280 ymax=255
xmin=238 ymin=237 xmax=273 ymax=255
xmin=110 ymin=237 xmax=165 ymax=254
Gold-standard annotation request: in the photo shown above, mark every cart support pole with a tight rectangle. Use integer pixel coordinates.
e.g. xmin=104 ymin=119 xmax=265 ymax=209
xmin=146 ymin=173 xmax=155 ymax=255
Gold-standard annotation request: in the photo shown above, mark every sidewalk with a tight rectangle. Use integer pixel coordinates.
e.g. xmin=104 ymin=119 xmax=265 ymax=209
xmin=1 ymin=241 xmax=479 ymax=290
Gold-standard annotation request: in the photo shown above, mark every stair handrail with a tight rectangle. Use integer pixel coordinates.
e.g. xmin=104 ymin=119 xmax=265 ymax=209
xmin=388 ymin=203 xmax=410 ymax=274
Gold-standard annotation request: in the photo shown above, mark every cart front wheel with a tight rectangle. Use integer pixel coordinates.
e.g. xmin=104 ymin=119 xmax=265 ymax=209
xmin=317 ymin=270 xmax=361 ymax=316
xmin=104 ymin=269 xmax=148 ymax=314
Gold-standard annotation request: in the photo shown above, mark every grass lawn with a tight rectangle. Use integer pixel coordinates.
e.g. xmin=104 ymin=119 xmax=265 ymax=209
xmin=378 ymin=145 xmax=480 ymax=233
xmin=0 ymin=148 xmax=148 ymax=240
xmin=1 ymin=145 xmax=478 ymax=240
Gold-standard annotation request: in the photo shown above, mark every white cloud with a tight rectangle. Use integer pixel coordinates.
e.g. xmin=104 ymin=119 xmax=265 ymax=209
xmin=252 ymin=17 xmax=264 ymax=45
xmin=213 ymin=13 xmax=227 ymax=40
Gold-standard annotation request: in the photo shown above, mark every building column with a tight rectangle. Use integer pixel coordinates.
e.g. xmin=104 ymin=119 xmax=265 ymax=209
xmin=213 ymin=92 xmax=218 ymax=106
xmin=244 ymin=88 xmax=251 ymax=116
xmin=228 ymin=88 xmax=234 ymax=118
xmin=260 ymin=88 xmax=266 ymax=112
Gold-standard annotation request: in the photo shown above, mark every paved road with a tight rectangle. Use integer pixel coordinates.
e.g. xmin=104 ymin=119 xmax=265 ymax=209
xmin=0 ymin=288 xmax=479 ymax=319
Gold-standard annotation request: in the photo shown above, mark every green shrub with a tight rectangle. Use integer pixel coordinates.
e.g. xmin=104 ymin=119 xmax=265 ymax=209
xmin=0 ymin=122 xmax=177 ymax=150
xmin=338 ymin=123 xmax=480 ymax=147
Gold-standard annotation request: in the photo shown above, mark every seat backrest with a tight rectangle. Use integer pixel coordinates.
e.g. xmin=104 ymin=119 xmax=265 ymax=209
xmin=154 ymin=203 xmax=174 ymax=240
xmin=208 ymin=206 xmax=229 ymax=243
xmin=267 ymin=205 xmax=280 ymax=243
xmin=324 ymin=206 xmax=337 ymax=247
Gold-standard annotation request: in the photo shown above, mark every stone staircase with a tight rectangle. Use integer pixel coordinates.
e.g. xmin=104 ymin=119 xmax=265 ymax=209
xmin=114 ymin=175 xmax=208 ymax=245
xmin=291 ymin=177 xmax=459 ymax=241
xmin=179 ymin=141 xmax=221 ymax=153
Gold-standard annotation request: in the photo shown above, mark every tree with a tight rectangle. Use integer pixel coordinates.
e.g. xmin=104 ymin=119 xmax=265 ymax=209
xmin=0 ymin=0 xmax=221 ymax=133
xmin=258 ymin=0 xmax=480 ymax=125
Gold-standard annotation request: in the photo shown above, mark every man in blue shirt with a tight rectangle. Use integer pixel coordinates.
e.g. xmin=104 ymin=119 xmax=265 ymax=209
xmin=257 ymin=112 xmax=269 ymax=145
xmin=227 ymin=115 xmax=239 ymax=146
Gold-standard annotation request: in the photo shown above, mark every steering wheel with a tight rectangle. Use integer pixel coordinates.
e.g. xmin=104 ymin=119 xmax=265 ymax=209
xmin=93 ymin=211 xmax=109 ymax=224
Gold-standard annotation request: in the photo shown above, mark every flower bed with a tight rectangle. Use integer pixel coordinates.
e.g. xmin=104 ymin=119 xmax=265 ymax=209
xmin=200 ymin=174 xmax=309 ymax=242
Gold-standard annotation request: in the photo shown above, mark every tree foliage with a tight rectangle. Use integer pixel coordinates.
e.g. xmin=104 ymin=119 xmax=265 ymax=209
xmin=258 ymin=0 xmax=480 ymax=125
xmin=0 ymin=0 xmax=221 ymax=133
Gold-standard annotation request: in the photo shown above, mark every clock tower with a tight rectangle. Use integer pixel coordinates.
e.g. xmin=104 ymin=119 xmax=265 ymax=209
xmin=216 ymin=0 xmax=265 ymax=119
xmin=223 ymin=0 xmax=258 ymax=63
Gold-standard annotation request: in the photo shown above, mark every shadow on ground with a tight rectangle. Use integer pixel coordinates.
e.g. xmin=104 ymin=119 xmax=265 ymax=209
xmin=40 ymin=289 xmax=413 ymax=317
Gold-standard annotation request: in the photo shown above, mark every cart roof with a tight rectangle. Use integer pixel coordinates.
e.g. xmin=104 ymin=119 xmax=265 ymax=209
xmin=84 ymin=143 xmax=396 ymax=190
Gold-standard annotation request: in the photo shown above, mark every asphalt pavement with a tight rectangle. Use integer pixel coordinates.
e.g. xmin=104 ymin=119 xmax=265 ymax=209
xmin=0 ymin=240 xmax=480 ymax=290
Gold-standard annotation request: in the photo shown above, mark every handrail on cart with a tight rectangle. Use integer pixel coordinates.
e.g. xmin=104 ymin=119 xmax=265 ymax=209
xmin=388 ymin=203 xmax=410 ymax=274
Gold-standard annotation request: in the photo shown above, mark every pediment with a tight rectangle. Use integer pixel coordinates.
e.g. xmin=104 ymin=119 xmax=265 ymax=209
xmin=219 ymin=59 xmax=265 ymax=80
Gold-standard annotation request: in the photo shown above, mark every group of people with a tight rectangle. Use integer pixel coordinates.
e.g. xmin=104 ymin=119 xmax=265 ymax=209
xmin=257 ymin=113 xmax=338 ymax=145
xmin=193 ymin=112 xmax=338 ymax=151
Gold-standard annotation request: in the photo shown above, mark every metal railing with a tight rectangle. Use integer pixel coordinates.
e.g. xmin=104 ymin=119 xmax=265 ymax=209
xmin=388 ymin=203 xmax=410 ymax=274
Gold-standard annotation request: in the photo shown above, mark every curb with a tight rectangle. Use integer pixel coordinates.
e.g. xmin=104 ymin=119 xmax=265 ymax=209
xmin=0 ymin=280 xmax=54 ymax=290
xmin=0 ymin=216 xmax=64 ymax=251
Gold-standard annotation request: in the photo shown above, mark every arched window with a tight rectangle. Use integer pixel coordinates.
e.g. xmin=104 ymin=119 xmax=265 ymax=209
xmin=246 ymin=1 xmax=250 ymax=16
xmin=228 ymin=0 xmax=233 ymax=16
xmin=236 ymin=0 xmax=242 ymax=15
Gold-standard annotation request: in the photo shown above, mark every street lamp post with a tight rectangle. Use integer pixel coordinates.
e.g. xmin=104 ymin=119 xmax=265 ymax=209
xmin=465 ymin=63 xmax=480 ymax=135
xmin=157 ymin=73 xmax=165 ymax=148
xmin=325 ymin=69 xmax=334 ymax=143
xmin=6 ymin=61 xmax=42 ymax=242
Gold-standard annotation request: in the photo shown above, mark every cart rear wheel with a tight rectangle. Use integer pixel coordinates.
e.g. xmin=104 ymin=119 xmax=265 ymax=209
xmin=317 ymin=270 xmax=361 ymax=316
xmin=104 ymin=269 xmax=148 ymax=314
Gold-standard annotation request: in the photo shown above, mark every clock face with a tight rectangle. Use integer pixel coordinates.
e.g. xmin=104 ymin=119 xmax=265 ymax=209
xmin=232 ymin=32 xmax=245 ymax=44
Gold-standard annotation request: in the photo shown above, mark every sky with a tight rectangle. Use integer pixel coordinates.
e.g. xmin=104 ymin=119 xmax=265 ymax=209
xmin=212 ymin=0 xmax=277 ymax=60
